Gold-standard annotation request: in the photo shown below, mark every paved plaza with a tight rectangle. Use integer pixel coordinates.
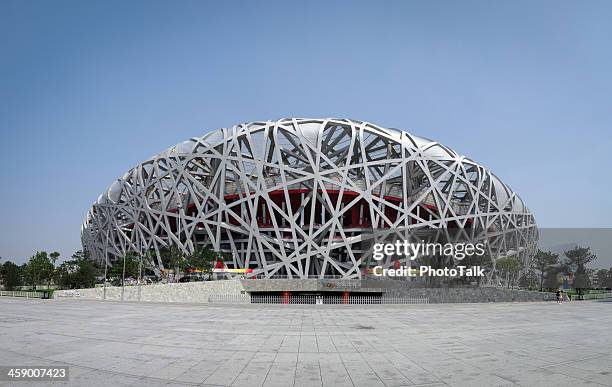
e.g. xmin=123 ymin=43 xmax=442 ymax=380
xmin=0 ymin=298 xmax=611 ymax=386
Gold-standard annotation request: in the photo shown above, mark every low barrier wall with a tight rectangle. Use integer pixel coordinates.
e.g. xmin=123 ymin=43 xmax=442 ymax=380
xmin=0 ymin=290 xmax=44 ymax=299
xmin=56 ymin=280 xmax=245 ymax=303
xmin=54 ymin=280 xmax=555 ymax=304
xmin=240 ymin=279 xmax=380 ymax=293
xmin=383 ymin=287 xmax=556 ymax=302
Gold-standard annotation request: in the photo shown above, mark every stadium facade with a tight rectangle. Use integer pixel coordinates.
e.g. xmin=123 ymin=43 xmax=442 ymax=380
xmin=82 ymin=118 xmax=537 ymax=281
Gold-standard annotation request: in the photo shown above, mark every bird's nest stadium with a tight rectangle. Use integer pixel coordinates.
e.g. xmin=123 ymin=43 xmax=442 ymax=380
xmin=82 ymin=118 xmax=537 ymax=281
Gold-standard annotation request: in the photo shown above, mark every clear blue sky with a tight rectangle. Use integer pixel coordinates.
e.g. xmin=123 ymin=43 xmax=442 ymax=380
xmin=1 ymin=0 xmax=611 ymax=264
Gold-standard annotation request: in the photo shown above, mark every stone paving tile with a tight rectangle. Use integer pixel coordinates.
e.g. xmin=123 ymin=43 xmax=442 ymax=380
xmin=1 ymin=298 xmax=612 ymax=386
xmin=315 ymin=335 xmax=336 ymax=353
xmin=231 ymin=352 xmax=275 ymax=387
xmin=330 ymin=335 xmax=358 ymax=353
xmin=317 ymin=353 xmax=354 ymax=387
xmin=262 ymin=361 xmax=296 ymax=387
xmin=383 ymin=350 xmax=443 ymax=385
xmin=557 ymin=364 xmax=612 ymax=386
xmin=294 ymin=357 xmax=322 ymax=387
xmin=278 ymin=335 xmax=300 ymax=353
xmin=299 ymin=335 xmax=319 ymax=353
xmin=201 ymin=351 xmax=255 ymax=386
xmin=174 ymin=356 xmax=230 ymax=384
xmin=339 ymin=352 xmax=385 ymax=387
xmin=259 ymin=335 xmax=284 ymax=351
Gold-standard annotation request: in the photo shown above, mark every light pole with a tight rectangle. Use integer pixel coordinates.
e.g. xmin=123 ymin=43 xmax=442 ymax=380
xmin=103 ymin=230 xmax=109 ymax=301
xmin=121 ymin=251 xmax=126 ymax=301
xmin=137 ymin=251 xmax=143 ymax=302
xmin=176 ymin=194 xmax=183 ymax=283
xmin=103 ymin=251 xmax=108 ymax=300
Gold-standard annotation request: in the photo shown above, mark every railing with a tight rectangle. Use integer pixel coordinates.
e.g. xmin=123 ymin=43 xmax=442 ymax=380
xmin=208 ymin=294 xmax=251 ymax=304
xmin=249 ymin=294 xmax=428 ymax=304
xmin=573 ymin=291 xmax=612 ymax=301
xmin=251 ymin=294 xmax=317 ymax=304
xmin=0 ymin=291 xmax=44 ymax=299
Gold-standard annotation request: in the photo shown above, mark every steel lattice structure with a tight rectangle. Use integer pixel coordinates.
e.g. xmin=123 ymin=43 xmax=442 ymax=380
xmin=82 ymin=118 xmax=537 ymax=279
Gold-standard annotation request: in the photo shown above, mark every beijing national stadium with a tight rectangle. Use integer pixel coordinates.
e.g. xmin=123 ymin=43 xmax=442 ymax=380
xmin=81 ymin=118 xmax=537 ymax=282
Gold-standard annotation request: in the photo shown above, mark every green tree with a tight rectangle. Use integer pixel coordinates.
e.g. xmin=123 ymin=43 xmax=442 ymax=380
xmin=595 ymin=269 xmax=608 ymax=288
xmin=160 ymin=245 xmax=184 ymax=282
xmin=137 ymin=249 xmax=159 ymax=282
xmin=457 ymin=252 xmax=493 ymax=286
xmin=532 ymin=250 xmax=559 ymax=292
xmin=1 ymin=261 xmax=24 ymax=290
xmin=543 ymin=267 xmax=562 ymax=290
xmin=573 ymin=264 xmax=591 ymax=291
xmin=496 ymin=256 xmax=522 ymax=289
xmin=108 ymin=252 xmax=140 ymax=285
xmin=186 ymin=246 xmax=222 ymax=280
xmin=604 ymin=267 xmax=612 ymax=289
xmin=519 ymin=269 xmax=538 ymax=290
xmin=54 ymin=262 xmax=72 ymax=289
xmin=562 ymin=246 xmax=596 ymax=292
xmin=564 ymin=246 xmax=597 ymax=269
xmin=48 ymin=251 xmax=60 ymax=288
xmin=20 ymin=263 xmax=27 ymax=283
xmin=24 ymin=252 xmax=54 ymax=290
xmin=55 ymin=251 xmax=99 ymax=289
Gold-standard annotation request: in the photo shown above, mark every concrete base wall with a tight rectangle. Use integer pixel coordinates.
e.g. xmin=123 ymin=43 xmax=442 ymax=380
xmin=383 ymin=287 xmax=556 ymax=303
xmin=240 ymin=279 xmax=380 ymax=293
xmin=55 ymin=279 xmax=554 ymax=304
xmin=56 ymin=280 xmax=245 ymax=303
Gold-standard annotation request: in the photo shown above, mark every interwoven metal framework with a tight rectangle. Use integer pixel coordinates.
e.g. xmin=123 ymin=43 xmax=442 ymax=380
xmin=82 ymin=118 xmax=537 ymax=279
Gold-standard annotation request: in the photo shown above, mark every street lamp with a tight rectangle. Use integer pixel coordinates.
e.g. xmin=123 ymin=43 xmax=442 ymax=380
xmin=175 ymin=193 xmax=184 ymax=283
xmin=137 ymin=250 xmax=145 ymax=302
xmin=121 ymin=250 xmax=127 ymax=301
xmin=103 ymin=230 xmax=109 ymax=301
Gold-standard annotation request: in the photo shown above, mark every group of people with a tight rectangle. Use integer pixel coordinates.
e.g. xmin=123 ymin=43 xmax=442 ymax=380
xmin=556 ymin=289 xmax=570 ymax=303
